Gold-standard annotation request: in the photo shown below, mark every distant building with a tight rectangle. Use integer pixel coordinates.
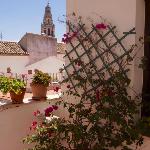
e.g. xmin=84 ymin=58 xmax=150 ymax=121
xmin=0 ymin=2 xmax=65 ymax=75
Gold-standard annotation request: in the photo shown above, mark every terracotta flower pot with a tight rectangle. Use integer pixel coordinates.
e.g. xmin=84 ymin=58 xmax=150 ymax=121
xmin=31 ymin=84 xmax=47 ymax=100
xmin=9 ymin=88 xmax=26 ymax=104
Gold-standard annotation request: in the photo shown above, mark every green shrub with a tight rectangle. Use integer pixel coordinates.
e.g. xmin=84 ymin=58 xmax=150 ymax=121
xmin=31 ymin=70 xmax=51 ymax=87
xmin=0 ymin=76 xmax=26 ymax=94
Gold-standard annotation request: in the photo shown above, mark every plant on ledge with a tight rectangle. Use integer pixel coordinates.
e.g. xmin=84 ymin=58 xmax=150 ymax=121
xmin=24 ymin=17 xmax=143 ymax=150
xmin=30 ymin=70 xmax=51 ymax=100
xmin=0 ymin=76 xmax=26 ymax=104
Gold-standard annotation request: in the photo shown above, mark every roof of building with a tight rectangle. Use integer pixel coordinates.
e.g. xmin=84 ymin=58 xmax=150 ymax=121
xmin=57 ymin=43 xmax=66 ymax=54
xmin=0 ymin=41 xmax=29 ymax=56
xmin=0 ymin=41 xmax=65 ymax=56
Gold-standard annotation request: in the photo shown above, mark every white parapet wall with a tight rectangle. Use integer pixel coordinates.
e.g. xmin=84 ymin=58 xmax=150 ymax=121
xmin=0 ymin=56 xmax=29 ymax=74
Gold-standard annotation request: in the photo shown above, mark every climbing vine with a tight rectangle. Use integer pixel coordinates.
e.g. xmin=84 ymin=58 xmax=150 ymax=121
xmin=23 ymin=16 xmax=143 ymax=150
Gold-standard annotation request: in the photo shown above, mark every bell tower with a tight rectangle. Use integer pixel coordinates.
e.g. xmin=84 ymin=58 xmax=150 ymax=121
xmin=41 ymin=2 xmax=55 ymax=37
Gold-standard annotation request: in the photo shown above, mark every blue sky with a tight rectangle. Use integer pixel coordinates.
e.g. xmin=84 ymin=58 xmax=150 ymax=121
xmin=0 ymin=0 xmax=66 ymax=42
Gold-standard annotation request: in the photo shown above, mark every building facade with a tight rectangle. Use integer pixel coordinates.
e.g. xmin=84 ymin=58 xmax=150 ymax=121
xmin=0 ymin=3 xmax=65 ymax=75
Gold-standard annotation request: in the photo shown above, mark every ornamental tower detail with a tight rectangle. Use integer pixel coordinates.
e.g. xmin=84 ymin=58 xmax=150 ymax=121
xmin=41 ymin=2 xmax=55 ymax=37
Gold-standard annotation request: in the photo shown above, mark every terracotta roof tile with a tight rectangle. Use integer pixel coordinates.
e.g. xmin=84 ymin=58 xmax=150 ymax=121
xmin=0 ymin=41 xmax=29 ymax=56
xmin=57 ymin=43 xmax=66 ymax=54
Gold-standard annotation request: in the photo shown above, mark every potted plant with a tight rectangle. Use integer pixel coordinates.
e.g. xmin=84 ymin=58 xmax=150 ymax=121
xmin=0 ymin=76 xmax=26 ymax=104
xmin=30 ymin=70 xmax=51 ymax=100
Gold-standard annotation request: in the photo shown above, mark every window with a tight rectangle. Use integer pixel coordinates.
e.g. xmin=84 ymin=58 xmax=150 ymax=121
xmin=48 ymin=28 xmax=50 ymax=36
xmin=47 ymin=19 xmax=50 ymax=24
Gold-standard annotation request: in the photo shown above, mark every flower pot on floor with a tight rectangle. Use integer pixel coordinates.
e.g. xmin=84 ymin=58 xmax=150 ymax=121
xmin=10 ymin=88 xmax=26 ymax=104
xmin=31 ymin=84 xmax=47 ymax=100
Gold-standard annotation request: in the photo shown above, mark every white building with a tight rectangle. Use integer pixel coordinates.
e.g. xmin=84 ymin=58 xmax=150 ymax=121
xmin=0 ymin=3 xmax=66 ymax=77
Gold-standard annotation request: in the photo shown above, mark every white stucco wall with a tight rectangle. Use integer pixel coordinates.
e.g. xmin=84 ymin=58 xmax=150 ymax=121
xmin=67 ymin=0 xmax=136 ymax=33
xmin=25 ymin=55 xmax=65 ymax=91
xmin=0 ymin=56 xmax=29 ymax=74
xmin=65 ymin=0 xmax=145 ymax=121
xmin=25 ymin=55 xmax=65 ymax=73
xmin=19 ymin=33 xmax=57 ymax=65
xmin=134 ymin=0 xmax=145 ymax=97
xmin=66 ymin=0 xmax=145 ymax=96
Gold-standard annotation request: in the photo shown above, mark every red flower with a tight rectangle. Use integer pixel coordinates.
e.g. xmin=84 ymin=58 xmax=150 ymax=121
xmin=72 ymin=31 xmax=78 ymax=37
xmin=33 ymin=111 xmax=37 ymax=116
xmin=52 ymin=105 xmax=58 ymax=110
xmin=78 ymin=62 xmax=81 ymax=66
xmin=33 ymin=110 xmax=41 ymax=116
xmin=95 ymin=23 xmax=107 ymax=30
xmin=54 ymin=87 xmax=60 ymax=92
xmin=45 ymin=107 xmax=53 ymax=117
xmin=48 ymin=131 xmax=52 ymax=137
xmin=67 ymin=85 xmax=71 ymax=89
xmin=108 ymin=89 xmax=115 ymax=97
xmin=77 ymin=60 xmax=84 ymax=66
xmin=30 ymin=121 xmax=38 ymax=130
xmin=96 ymin=90 xmax=100 ymax=101
xmin=32 ymin=121 xmax=37 ymax=127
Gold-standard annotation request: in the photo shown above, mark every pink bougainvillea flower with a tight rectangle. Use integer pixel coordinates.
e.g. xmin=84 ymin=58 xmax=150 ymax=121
xmin=62 ymin=31 xmax=78 ymax=44
xmin=44 ymin=107 xmax=53 ymax=117
xmin=63 ymin=33 xmax=68 ymax=37
xmin=95 ymin=23 xmax=107 ymax=30
xmin=72 ymin=31 xmax=78 ymax=37
xmin=62 ymin=33 xmax=71 ymax=43
xmin=52 ymin=105 xmax=58 ymax=110
xmin=62 ymin=38 xmax=65 ymax=43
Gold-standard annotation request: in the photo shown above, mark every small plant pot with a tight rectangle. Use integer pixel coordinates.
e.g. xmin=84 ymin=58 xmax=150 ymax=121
xmin=9 ymin=88 xmax=26 ymax=104
xmin=30 ymin=84 xmax=47 ymax=100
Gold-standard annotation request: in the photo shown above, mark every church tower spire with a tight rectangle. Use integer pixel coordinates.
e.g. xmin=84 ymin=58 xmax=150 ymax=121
xmin=41 ymin=2 xmax=55 ymax=37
